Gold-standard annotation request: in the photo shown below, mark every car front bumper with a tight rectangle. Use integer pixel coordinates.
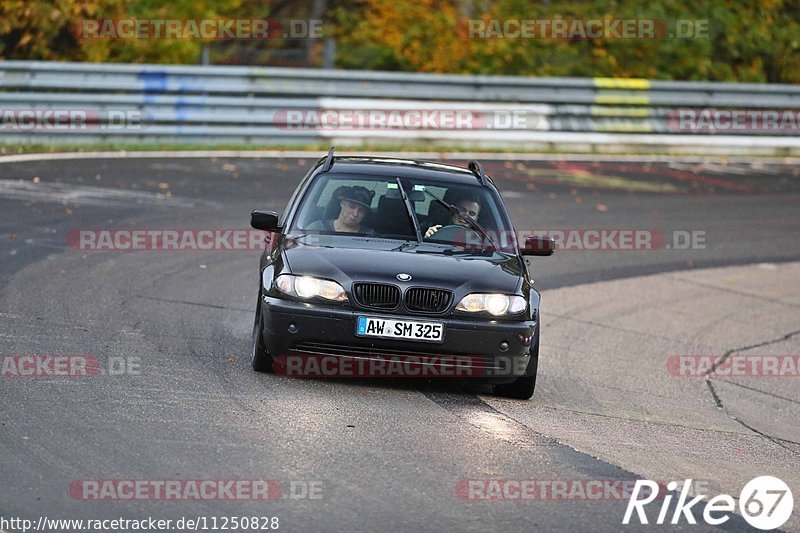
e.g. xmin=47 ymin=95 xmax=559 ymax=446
xmin=260 ymin=295 xmax=537 ymax=383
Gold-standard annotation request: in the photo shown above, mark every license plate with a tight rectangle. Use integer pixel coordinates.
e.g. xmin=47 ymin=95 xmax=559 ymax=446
xmin=356 ymin=316 xmax=444 ymax=343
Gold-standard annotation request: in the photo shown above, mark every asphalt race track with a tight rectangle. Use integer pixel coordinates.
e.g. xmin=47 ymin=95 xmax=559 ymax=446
xmin=1 ymin=153 xmax=799 ymax=532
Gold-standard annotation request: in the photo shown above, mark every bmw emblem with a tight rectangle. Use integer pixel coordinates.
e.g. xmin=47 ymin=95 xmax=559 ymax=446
xmin=396 ymin=273 xmax=412 ymax=281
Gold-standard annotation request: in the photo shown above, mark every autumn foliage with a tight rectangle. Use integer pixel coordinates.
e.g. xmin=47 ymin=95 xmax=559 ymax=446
xmin=1 ymin=0 xmax=798 ymax=82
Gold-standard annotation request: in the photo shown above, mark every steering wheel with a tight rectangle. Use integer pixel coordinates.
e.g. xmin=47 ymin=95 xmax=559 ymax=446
xmin=428 ymin=224 xmax=482 ymax=246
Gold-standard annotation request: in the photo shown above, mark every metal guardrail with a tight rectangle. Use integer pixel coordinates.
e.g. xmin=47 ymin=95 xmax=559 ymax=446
xmin=1 ymin=60 xmax=799 ymax=150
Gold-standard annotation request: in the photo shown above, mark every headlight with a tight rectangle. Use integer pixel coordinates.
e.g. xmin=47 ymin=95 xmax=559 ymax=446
xmin=456 ymin=293 xmax=526 ymax=316
xmin=275 ymin=275 xmax=348 ymax=302
xmin=295 ymin=277 xmax=320 ymax=298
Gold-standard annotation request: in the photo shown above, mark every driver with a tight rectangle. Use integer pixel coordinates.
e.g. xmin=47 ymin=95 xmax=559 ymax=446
xmin=424 ymin=191 xmax=481 ymax=238
xmin=308 ymin=185 xmax=375 ymax=234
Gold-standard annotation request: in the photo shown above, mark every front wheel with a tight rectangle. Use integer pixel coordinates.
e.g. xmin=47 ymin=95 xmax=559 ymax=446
xmin=493 ymin=326 xmax=539 ymax=400
xmin=251 ymin=297 xmax=274 ymax=373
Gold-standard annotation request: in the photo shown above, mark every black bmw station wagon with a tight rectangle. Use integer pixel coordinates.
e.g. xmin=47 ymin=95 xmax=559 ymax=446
xmin=250 ymin=149 xmax=554 ymax=399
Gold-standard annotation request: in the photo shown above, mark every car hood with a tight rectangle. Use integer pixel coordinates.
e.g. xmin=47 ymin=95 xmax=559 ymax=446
xmin=282 ymin=240 xmax=523 ymax=294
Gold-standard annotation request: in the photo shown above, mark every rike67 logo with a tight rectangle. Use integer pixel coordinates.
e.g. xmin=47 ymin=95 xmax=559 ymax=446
xmin=624 ymin=476 xmax=793 ymax=530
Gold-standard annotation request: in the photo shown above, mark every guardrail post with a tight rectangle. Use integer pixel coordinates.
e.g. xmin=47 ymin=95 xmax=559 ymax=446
xmin=323 ymin=39 xmax=336 ymax=69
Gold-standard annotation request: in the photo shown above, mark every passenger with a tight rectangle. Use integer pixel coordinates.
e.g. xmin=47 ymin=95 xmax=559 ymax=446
xmin=308 ymin=186 xmax=375 ymax=234
xmin=424 ymin=190 xmax=481 ymax=238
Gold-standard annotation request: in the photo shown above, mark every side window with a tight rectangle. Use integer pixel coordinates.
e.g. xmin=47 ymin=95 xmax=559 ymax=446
xmin=280 ymin=169 xmax=314 ymax=227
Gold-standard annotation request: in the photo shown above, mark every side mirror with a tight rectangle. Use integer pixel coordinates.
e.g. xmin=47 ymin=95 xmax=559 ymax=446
xmin=520 ymin=235 xmax=556 ymax=256
xmin=251 ymin=210 xmax=280 ymax=232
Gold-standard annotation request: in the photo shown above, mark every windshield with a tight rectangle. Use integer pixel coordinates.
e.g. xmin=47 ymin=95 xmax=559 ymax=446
xmin=290 ymin=172 xmax=517 ymax=252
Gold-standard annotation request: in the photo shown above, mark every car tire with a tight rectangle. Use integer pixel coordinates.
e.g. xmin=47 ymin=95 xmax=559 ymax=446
xmin=251 ymin=296 xmax=274 ymax=373
xmin=493 ymin=325 xmax=539 ymax=400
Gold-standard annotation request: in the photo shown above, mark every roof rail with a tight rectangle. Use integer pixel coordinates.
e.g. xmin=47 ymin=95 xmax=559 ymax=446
xmin=468 ymin=160 xmax=488 ymax=187
xmin=321 ymin=147 xmax=335 ymax=172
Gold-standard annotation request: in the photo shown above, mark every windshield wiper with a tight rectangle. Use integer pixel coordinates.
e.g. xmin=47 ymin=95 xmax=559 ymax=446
xmin=414 ymin=245 xmax=495 ymax=257
xmin=443 ymin=247 xmax=495 ymax=256
xmin=286 ymin=233 xmax=333 ymax=247
xmin=420 ymin=188 xmax=494 ymax=251
xmin=395 ymin=178 xmax=423 ymax=242
xmin=391 ymin=240 xmax=419 ymax=252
